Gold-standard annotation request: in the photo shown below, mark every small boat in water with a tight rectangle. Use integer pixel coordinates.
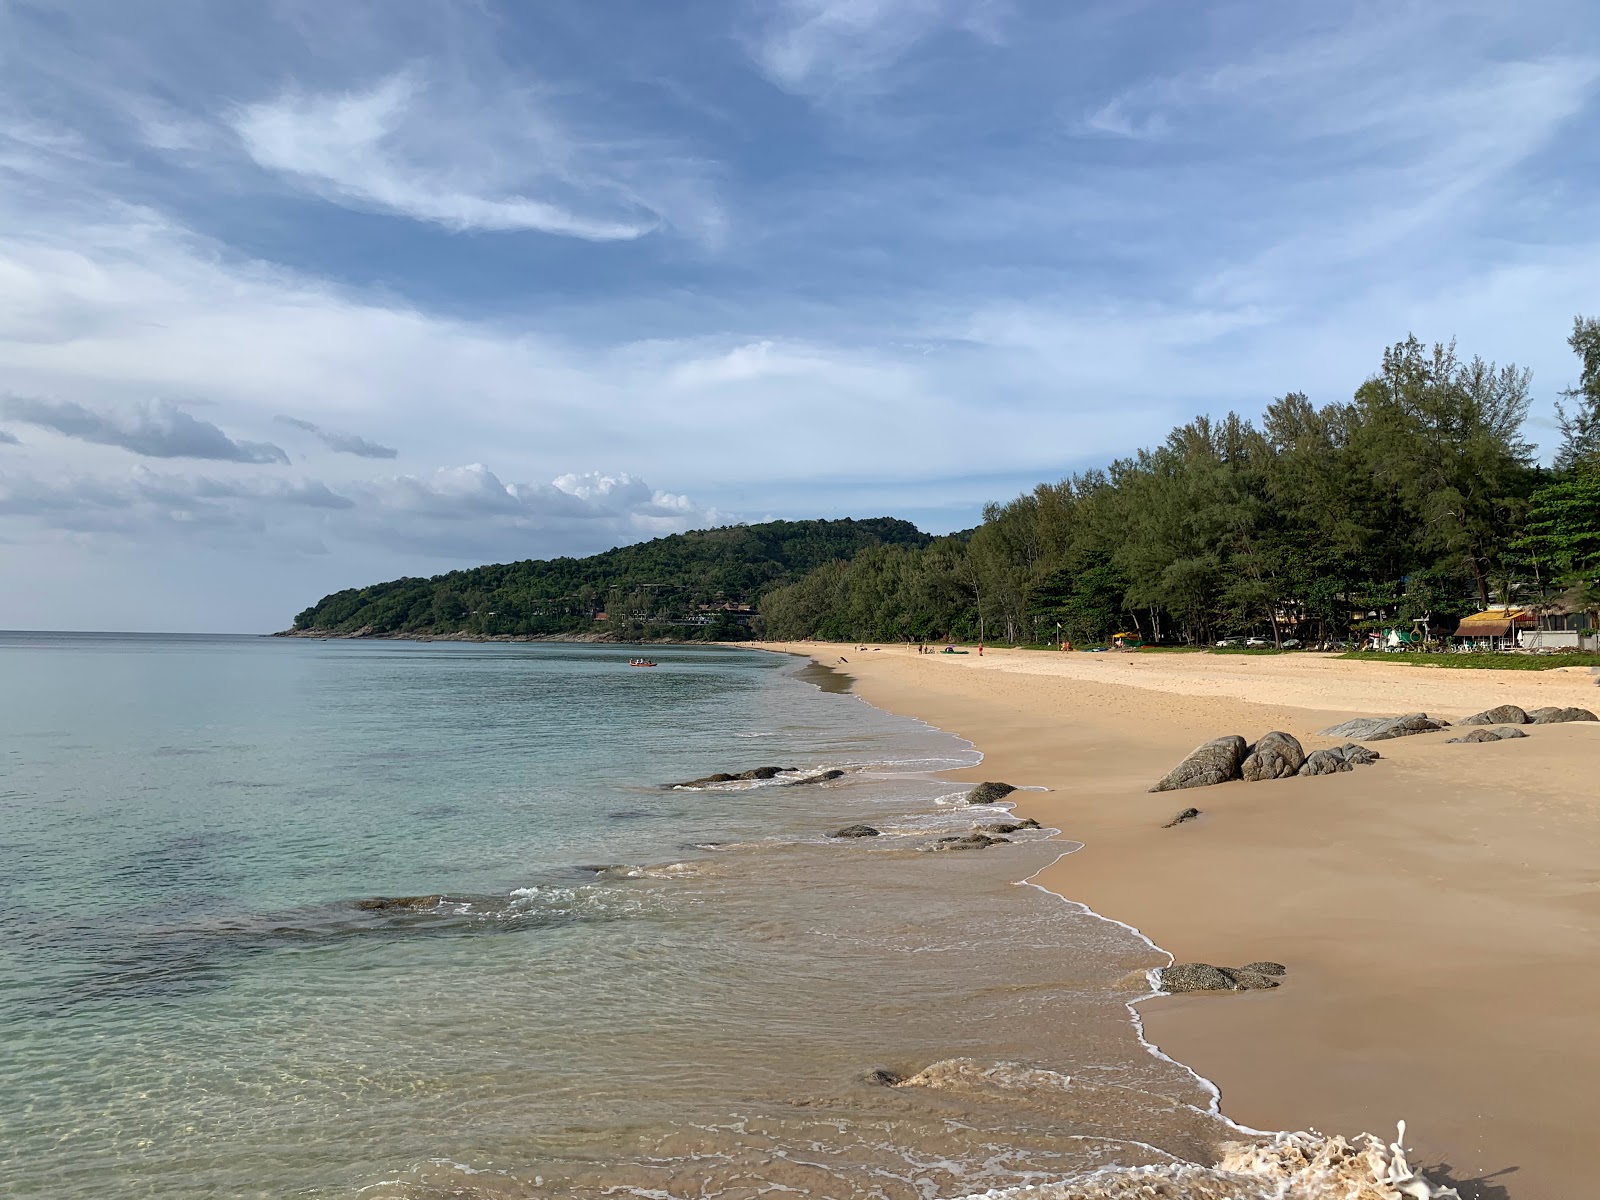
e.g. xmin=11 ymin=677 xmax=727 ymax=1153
xmin=628 ymin=658 xmax=658 ymax=667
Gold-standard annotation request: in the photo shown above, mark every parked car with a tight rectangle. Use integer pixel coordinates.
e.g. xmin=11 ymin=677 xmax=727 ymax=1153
xmin=1281 ymin=638 xmax=1302 ymax=648
xmin=1215 ymin=637 xmax=1242 ymax=647
xmin=1244 ymin=636 xmax=1270 ymax=647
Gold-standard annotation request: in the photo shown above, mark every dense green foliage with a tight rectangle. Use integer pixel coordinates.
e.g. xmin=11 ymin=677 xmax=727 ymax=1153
xmin=1337 ymin=652 xmax=1600 ymax=670
xmin=763 ymin=327 xmax=1600 ymax=646
xmin=293 ymin=518 xmax=930 ymax=638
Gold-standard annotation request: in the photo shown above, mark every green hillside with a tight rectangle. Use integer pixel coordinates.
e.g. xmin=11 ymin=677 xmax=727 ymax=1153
xmin=290 ymin=517 xmax=930 ymax=639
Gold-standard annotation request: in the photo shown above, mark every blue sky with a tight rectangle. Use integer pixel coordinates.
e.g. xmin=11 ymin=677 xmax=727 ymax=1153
xmin=1 ymin=0 xmax=1598 ymax=631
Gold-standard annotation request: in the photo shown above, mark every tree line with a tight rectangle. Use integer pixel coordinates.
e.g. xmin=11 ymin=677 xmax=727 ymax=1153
xmin=760 ymin=321 xmax=1600 ymax=647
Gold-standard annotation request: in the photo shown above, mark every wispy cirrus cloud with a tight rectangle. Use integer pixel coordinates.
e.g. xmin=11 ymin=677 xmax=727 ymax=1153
xmin=276 ymin=415 xmax=397 ymax=459
xmin=232 ymin=73 xmax=664 ymax=240
xmin=750 ymin=0 xmax=1007 ymax=99
xmin=0 ymin=396 xmax=288 ymax=464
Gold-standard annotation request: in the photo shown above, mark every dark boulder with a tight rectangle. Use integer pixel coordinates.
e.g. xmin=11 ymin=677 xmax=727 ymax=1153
xmin=1241 ymin=731 xmax=1306 ymax=781
xmin=860 ymin=1065 xmax=905 ymax=1086
xmin=830 ymin=824 xmax=881 ymax=838
xmin=1459 ymin=704 xmax=1529 ymax=726
xmin=1163 ymin=807 xmax=1201 ymax=828
xmin=1447 ymin=726 xmax=1529 ymax=743
xmin=966 ymin=782 xmax=1018 ymax=805
xmin=989 ymin=819 xmax=1040 ymax=834
xmin=1156 ymin=961 xmax=1287 ymax=993
xmin=1297 ymin=749 xmax=1353 ymax=776
xmin=1526 ymin=706 xmax=1599 ymax=724
xmin=1149 ymin=735 xmax=1248 ymax=792
xmin=1317 ymin=713 xmax=1450 ymax=741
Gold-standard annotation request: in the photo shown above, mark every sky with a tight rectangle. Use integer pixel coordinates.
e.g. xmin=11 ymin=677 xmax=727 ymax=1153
xmin=1 ymin=1 xmax=1598 ymax=633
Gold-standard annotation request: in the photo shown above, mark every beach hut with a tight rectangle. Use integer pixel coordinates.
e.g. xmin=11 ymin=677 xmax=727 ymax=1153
xmin=1452 ymin=607 xmax=1535 ymax=650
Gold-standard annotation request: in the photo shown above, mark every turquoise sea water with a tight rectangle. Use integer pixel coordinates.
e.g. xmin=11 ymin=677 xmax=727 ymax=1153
xmin=1 ymin=634 xmax=1244 ymax=1200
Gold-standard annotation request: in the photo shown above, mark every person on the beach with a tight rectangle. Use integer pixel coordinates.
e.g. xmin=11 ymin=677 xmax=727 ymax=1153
xmin=978 ymin=642 xmax=983 ymax=656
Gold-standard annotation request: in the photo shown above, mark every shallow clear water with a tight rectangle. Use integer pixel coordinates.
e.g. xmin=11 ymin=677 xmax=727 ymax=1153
xmin=1 ymin=634 xmax=1264 ymax=1200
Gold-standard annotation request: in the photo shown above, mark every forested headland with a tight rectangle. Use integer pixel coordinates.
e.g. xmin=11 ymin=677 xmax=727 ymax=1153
xmin=289 ymin=518 xmax=930 ymax=639
xmin=760 ymin=322 xmax=1600 ymax=646
xmin=291 ymin=321 xmax=1600 ymax=647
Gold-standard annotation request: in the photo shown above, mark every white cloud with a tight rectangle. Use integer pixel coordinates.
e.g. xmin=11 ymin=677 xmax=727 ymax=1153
xmin=751 ymin=0 xmax=1005 ymax=98
xmin=232 ymin=73 xmax=663 ymax=239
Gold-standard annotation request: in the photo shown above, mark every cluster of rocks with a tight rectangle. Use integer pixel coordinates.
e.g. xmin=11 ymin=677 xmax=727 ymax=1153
xmin=924 ymin=832 xmax=1010 ymax=852
xmin=1457 ymin=704 xmax=1596 ymax=726
xmin=1150 ymin=731 xmax=1379 ymax=793
xmin=671 ymin=766 xmax=846 ymax=788
xmin=1156 ymin=961 xmax=1287 ymax=993
xmin=827 ymin=815 xmax=1038 ymax=842
xmin=1317 ymin=713 xmax=1451 ymax=741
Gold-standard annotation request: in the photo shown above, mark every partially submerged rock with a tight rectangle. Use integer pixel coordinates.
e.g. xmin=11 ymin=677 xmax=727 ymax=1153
xmin=989 ymin=819 xmax=1040 ymax=834
xmin=1156 ymin=960 xmax=1287 ymax=993
xmin=1148 ymin=735 xmax=1248 ymax=792
xmin=1317 ymin=713 xmax=1450 ymax=741
xmin=1459 ymin=704 xmax=1529 ymax=726
xmin=673 ymin=766 xmax=799 ymax=788
xmin=860 ymin=1065 xmax=905 ymax=1086
xmin=353 ymin=895 xmax=444 ymax=911
xmin=1241 ymin=731 xmax=1305 ymax=781
xmin=1163 ymin=807 xmax=1201 ymax=828
xmin=1447 ymin=726 xmax=1529 ymax=743
xmin=924 ymin=833 xmax=1008 ymax=851
xmin=965 ymin=781 xmax=1018 ymax=805
xmin=1526 ymin=706 xmax=1599 ymax=724
xmin=830 ymin=824 xmax=881 ymax=838
xmin=786 ymin=769 xmax=847 ymax=786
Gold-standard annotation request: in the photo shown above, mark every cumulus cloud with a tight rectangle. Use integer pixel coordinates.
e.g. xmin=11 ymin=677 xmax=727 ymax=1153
xmin=276 ymin=414 xmax=397 ymax=458
xmin=232 ymin=74 xmax=658 ymax=240
xmin=1 ymin=396 xmax=288 ymax=464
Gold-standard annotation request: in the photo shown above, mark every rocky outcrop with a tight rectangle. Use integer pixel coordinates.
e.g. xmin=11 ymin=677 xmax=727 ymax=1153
xmin=1317 ymin=713 xmax=1450 ymax=741
xmin=1338 ymin=743 xmax=1381 ymax=765
xmin=924 ymin=833 xmax=1009 ymax=851
xmin=1447 ymin=726 xmax=1529 ymax=743
xmin=1163 ymin=807 xmax=1201 ymax=828
xmin=1459 ymin=704 xmax=1529 ymax=726
xmin=1297 ymin=748 xmax=1351 ymax=776
xmin=966 ymin=782 xmax=1018 ymax=805
xmin=1241 ymin=731 xmax=1306 ymax=781
xmin=830 ymin=824 xmax=881 ymax=838
xmin=1527 ymin=706 xmax=1599 ymax=724
xmin=673 ymin=766 xmax=799 ymax=788
xmin=1149 ymin=735 xmax=1248 ymax=792
xmin=1156 ymin=960 xmax=1287 ymax=993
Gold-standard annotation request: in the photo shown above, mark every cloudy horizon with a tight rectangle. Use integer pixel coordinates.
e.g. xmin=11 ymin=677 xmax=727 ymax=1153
xmin=2 ymin=0 xmax=1598 ymax=632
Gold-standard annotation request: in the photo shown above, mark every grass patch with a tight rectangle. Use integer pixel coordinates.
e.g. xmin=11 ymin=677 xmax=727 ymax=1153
xmin=1337 ymin=651 xmax=1600 ymax=670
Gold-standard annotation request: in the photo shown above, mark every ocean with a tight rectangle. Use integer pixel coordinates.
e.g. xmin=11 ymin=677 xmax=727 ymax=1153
xmin=0 ymin=634 xmax=1416 ymax=1199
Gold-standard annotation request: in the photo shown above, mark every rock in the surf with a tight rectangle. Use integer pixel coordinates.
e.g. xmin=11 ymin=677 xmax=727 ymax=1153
xmin=1148 ymin=735 xmax=1247 ymax=792
xmin=1317 ymin=713 xmax=1450 ymax=741
xmin=1163 ymin=807 xmax=1201 ymax=828
xmin=1297 ymin=749 xmax=1351 ymax=776
xmin=672 ymin=766 xmax=799 ymax=788
xmin=989 ymin=819 xmax=1040 ymax=834
xmin=1240 ymin=731 xmax=1306 ymax=781
xmin=1447 ymin=726 xmax=1529 ymax=743
xmin=1526 ymin=706 xmax=1598 ymax=724
xmin=924 ymin=833 xmax=1008 ymax=851
xmin=1459 ymin=704 xmax=1529 ymax=726
xmin=830 ymin=824 xmax=881 ymax=838
xmin=966 ymin=781 xmax=1018 ymax=805
xmin=1156 ymin=961 xmax=1286 ymax=993
xmin=353 ymin=895 xmax=444 ymax=911
xmin=860 ymin=1065 xmax=906 ymax=1086
xmin=785 ymin=769 xmax=847 ymax=786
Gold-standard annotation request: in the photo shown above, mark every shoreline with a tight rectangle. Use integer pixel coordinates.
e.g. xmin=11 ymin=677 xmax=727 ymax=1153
xmin=754 ymin=641 xmax=1600 ymax=1200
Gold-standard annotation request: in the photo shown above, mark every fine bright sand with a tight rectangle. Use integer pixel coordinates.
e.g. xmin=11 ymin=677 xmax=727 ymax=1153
xmin=758 ymin=643 xmax=1600 ymax=1200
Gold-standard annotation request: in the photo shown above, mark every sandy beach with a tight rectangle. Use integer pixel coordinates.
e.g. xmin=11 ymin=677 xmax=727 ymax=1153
xmin=756 ymin=643 xmax=1600 ymax=1200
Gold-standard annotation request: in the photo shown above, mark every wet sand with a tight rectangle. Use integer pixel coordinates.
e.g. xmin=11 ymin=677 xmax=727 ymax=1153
xmin=755 ymin=643 xmax=1600 ymax=1200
